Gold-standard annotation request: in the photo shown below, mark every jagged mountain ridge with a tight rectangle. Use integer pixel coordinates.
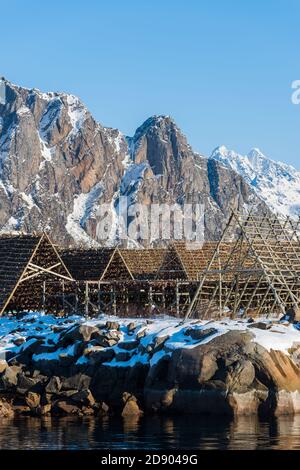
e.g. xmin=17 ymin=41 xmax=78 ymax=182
xmin=210 ymin=146 xmax=300 ymax=218
xmin=0 ymin=79 xmax=268 ymax=246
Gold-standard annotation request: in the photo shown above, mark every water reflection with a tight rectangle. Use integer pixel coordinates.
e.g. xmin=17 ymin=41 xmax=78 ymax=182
xmin=0 ymin=414 xmax=300 ymax=449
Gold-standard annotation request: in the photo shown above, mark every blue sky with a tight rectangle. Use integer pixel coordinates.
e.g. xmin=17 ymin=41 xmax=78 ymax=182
xmin=1 ymin=0 xmax=300 ymax=167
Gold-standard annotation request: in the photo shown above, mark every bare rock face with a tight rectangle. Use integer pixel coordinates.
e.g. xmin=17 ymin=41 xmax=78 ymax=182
xmin=0 ymin=79 xmax=268 ymax=246
xmin=121 ymin=392 xmax=143 ymax=417
xmin=144 ymin=331 xmax=300 ymax=416
xmin=126 ymin=116 xmax=268 ymax=241
xmin=0 ymin=80 xmax=127 ymax=246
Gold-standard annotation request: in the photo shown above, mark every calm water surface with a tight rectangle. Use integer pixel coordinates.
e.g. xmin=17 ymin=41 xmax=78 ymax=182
xmin=0 ymin=415 xmax=300 ymax=450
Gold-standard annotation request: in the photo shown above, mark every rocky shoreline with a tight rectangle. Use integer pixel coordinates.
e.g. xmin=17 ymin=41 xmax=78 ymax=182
xmin=1 ymin=314 xmax=300 ymax=418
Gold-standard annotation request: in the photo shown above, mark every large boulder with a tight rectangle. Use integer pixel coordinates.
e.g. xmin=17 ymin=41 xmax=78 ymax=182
xmin=118 ymin=340 xmax=139 ymax=351
xmin=60 ymin=324 xmax=100 ymax=345
xmin=25 ymin=391 xmax=41 ymax=409
xmin=45 ymin=376 xmax=62 ymax=394
xmin=61 ymin=374 xmax=91 ymax=392
xmin=0 ymin=366 xmax=21 ymax=391
xmin=52 ymin=399 xmax=81 ymax=415
xmin=144 ymin=330 xmax=300 ymax=416
xmin=184 ymin=327 xmax=218 ymax=341
xmin=71 ymin=389 xmax=95 ymax=407
xmin=17 ymin=373 xmax=41 ymax=395
xmin=0 ymin=360 xmax=8 ymax=374
xmin=121 ymin=393 xmax=143 ymax=417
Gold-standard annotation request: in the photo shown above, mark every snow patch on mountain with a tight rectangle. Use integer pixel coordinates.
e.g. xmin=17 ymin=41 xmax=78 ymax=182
xmin=66 ymin=189 xmax=102 ymax=247
xmin=38 ymin=136 xmax=54 ymax=164
xmin=66 ymin=94 xmax=88 ymax=137
xmin=210 ymin=146 xmax=300 ymax=218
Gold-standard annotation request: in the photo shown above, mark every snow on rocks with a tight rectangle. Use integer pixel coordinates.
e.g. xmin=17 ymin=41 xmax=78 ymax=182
xmin=1 ymin=313 xmax=300 ymax=417
xmin=0 ymin=313 xmax=300 ymax=367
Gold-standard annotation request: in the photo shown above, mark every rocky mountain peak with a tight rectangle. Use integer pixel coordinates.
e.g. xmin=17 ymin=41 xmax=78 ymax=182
xmin=246 ymin=148 xmax=269 ymax=173
xmin=127 ymin=115 xmax=191 ymax=177
xmin=210 ymin=144 xmax=300 ymax=218
xmin=0 ymin=79 xmax=269 ymax=246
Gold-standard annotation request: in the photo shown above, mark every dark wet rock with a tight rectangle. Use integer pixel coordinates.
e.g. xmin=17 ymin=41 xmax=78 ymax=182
xmin=184 ymin=327 xmax=217 ymax=341
xmin=45 ymin=376 xmax=61 ymax=394
xmin=85 ymin=348 xmax=115 ymax=364
xmin=281 ymin=307 xmax=300 ymax=323
xmin=10 ymin=339 xmax=44 ymax=364
xmin=127 ymin=322 xmax=136 ymax=333
xmin=31 ymin=343 xmax=58 ymax=355
xmin=11 ymin=402 xmax=31 ymax=415
xmin=90 ymin=363 xmax=149 ymax=405
xmin=16 ymin=374 xmax=39 ymax=394
xmin=115 ymin=351 xmax=132 ymax=362
xmin=118 ymin=340 xmax=139 ymax=351
xmin=22 ymin=318 xmax=36 ymax=324
xmin=105 ymin=321 xmax=120 ymax=331
xmin=121 ymin=392 xmax=142 ymax=417
xmin=31 ymin=369 xmax=41 ymax=378
xmin=56 ymin=389 xmax=77 ymax=398
xmin=97 ymin=401 xmax=109 ymax=416
xmin=247 ymin=322 xmax=272 ymax=330
xmin=25 ymin=391 xmax=41 ymax=409
xmin=81 ymin=406 xmax=95 ymax=415
xmin=13 ymin=337 xmax=26 ymax=346
xmin=0 ymin=366 xmax=21 ymax=390
xmin=71 ymin=389 xmax=95 ymax=407
xmin=51 ymin=325 xmax=67 ymax=333
xmin=152 ymin=335 xmax=169 ymax=353
xmin=35 ymin=403 xmax=52 ymax=416
xmin=40 ymin=392 xmax=52 ymax=406
xmin=136 ymin=329 xmax=147 ymax=340
xmin=52 ymin=399 xmax=81 ymax=415
xmin=61 ymin=374 xmax=91 ymax=392
xmin=93 ymin=336 xmax=119 ymax=348
xmin=3 ymin=321 xmax=300 ymax=418
xmin=60 ymin=324 xmax=100 ymax=345
xmin=10 ymin=327 xmax=26 ymax=334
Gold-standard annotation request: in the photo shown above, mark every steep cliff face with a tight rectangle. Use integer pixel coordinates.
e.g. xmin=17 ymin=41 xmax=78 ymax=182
xmin=0 ymin=79 xmax=268 ymax=246
xmin=125 ymin=116 xmax=266 ymax=241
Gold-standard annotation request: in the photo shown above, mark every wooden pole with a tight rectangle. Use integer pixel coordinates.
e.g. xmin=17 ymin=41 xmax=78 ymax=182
xmin=113 ymin=284 xmax=117 ymax=315
xmin=42 ymin=281 xmax=46 ymax=312
xmin=85 ymin=282 xmax=89 ymax=317
xmin=62 ymin=280 xmax=65 ymax=315
xmin=176 ymin=280 xmax=180 ymax=317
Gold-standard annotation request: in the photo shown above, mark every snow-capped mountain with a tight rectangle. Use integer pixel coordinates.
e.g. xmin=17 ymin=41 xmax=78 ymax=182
xmin=210 ymin=146 xmax=300 ymax=218
xmin=0 ymin=79 xmax=268 ymax=246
